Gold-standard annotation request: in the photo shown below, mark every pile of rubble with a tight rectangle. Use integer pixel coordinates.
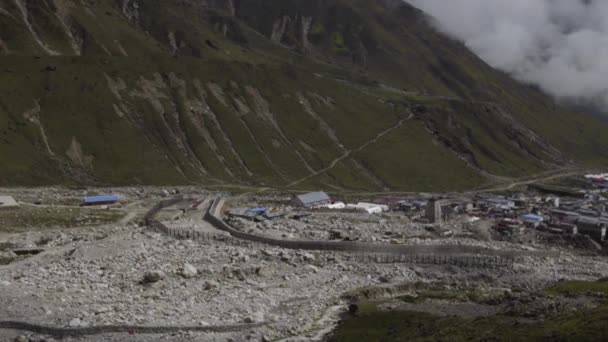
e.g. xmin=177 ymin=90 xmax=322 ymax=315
xmin=227 ymin=212 xmax=432 ymax=242
xmin=225 ymin=211 xmax=489 ymax=244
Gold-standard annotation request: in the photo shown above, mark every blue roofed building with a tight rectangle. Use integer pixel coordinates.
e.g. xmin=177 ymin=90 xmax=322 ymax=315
xmin=81 ymin=195 xmax=120 ymax=206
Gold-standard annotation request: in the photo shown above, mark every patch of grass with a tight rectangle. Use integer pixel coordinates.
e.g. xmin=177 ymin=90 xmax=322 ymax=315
xmin=545 ymin=280 xmax=608 ymax=297
xmin=330 ymin=32 xmax=350 ymax=54
xmin=325 ymin=159 xmax=380 ymax=191
xmin=0 ymin=207 xmax=123 ymax=232
xmin=352 ymin=122 xmax=484 ymax=191
xmin=330 ymin=281 xmax=608 ymax=342
xmin=331 ymin=302 xmax=608 ymax=342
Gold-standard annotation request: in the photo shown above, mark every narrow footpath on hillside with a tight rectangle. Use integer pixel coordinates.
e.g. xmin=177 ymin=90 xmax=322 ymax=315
xmin=286 ymin=113 xmax=414 ymax=188
xmin=473 ymin=167 xmax=584 ymax=194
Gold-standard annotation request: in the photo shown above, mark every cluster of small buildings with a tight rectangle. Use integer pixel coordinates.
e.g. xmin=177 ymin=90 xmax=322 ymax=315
xmin=292 ymin=192 xmax=391 ymax=214
xmin=233 ymin=174 xmax=608 ymax=246
xmin=481 ymin=178 xmax=608 ymax=243
xmin=229 ymin=191 xmax=395 ymax=222
xmin=585 ymin=173 xmax=608 ymax=184
xmin=543 ymin=209 xmax=608 ymax=242
xmin=289 ymin=192 xmax=460 ymax=220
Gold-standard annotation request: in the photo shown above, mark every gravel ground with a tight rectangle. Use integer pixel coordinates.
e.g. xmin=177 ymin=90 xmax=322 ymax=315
xmin=1 ymin=191 xmax=608 ymax=341
xmin=228 ymin=212 xmax=435 ymax=242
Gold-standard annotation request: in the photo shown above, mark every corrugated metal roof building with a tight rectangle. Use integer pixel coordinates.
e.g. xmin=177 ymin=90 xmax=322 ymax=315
xmin=577 ymin=216 xmax=607 ymax=242
xmin=292 ymin=192 xmax=331 ymax=208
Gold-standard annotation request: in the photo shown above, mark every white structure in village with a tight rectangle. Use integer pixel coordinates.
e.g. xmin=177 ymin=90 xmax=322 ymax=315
xmin=292 ymin=192 xmax=332 ymax=208
xmin=327 ymin=202 xmax=346 ymax=209
xmin=0 ymin=195 xmax=19 ymax=208
xmin=346 ymin=202 xmax=387 ymax=214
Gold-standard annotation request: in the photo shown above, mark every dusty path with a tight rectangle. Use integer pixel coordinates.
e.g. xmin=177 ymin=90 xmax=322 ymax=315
xmin=335 ymin=167 xmax=585 ymax=197
xmin=119 ymin=211 xmax=138 ymax=225
xmin=472 ymin=168 xmax=583 ymax=194
xmin=286 ymin=114 xmax=413 ymax=188
xmin=202 ymin=164 xmax=589 ymax=202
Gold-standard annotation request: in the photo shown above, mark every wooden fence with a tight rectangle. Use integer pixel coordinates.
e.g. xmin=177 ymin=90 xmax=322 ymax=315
xmin=144 ymin=197 xmax=522 ymax=268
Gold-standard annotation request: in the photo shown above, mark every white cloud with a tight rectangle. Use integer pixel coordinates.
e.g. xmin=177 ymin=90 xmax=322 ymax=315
xmin=406 ymin=0 xmax=608 ymax=107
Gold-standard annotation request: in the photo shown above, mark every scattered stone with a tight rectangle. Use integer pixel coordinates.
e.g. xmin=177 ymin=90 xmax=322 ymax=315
xmin=13 ymin=335 xmax=27 ymax=342
xmin=244 ymin=311 xmax=264 ymax=323
xmin=305 ymin=265 xmax=319 ymax=274
xmin=302 ymin=252 xmax=315 ymax=262
xmin=0 ymin=280 xmax=10 ymax=286
xmin=68 ymin=318 xmax=83 ymax=327
xmin=279 ymin=252 xmax=291 ymax=262
xmin=204 ymin=280 xmax=220 ymax=290
xmin=378 ymin=275 xmax=391 ymax=283
xmin=180 ymin=263 xmax=198 ymax=278
xmin=94 ymin=306 xmax=110 ymax=314
xmin=234 ymin=269 xmax=247 ymax=281
xmin=142 ymin=270 xmax=165 ymax=284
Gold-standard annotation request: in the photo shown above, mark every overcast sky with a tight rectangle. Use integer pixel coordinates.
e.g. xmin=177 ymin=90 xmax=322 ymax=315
xmin=406 ymin=0 xmax=608 ymax=108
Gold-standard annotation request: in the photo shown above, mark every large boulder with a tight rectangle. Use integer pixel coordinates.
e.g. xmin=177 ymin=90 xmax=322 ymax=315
xmin=142 ymin=270 xmax=165 ymax=284
xmin=302 ymin=252 xmax=315 ymax=262
xmin=204 ymin=280 xmax=220 ymax=290
xmin=180 ymin=263 xmax=198 ymax=278
xmin=305 ymin=265 xmax=319 ymax=274
xmin=244 ymin=311 xmax=264 ymax=323
xmin=68 ymin=318 xmax=87 ymax=327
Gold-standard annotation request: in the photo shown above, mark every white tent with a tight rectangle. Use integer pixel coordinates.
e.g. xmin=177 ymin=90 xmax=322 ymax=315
xmin=357 ymin=202 xmax=389 ymax=212
xmin=363 ymin=206 xmax=383 ymax=214
xmin=327 ymin=202 xmax=346 ymax=209
xmin=0 ymin=195 xmax=18 ymax=208
xmin=347 ymin=202 xmax=384 ymax=214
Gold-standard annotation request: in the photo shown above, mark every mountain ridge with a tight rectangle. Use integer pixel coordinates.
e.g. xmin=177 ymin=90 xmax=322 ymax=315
xmin=1 ymin=0 xmax=607 ymax=190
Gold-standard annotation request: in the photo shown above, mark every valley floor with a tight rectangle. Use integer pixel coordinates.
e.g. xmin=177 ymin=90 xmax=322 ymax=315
xmin=0 ymin=187 xmax=607 ymax=341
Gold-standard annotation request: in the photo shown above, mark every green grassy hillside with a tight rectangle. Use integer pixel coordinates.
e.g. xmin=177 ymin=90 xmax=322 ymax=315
xmin=1 ymin=0 xmax=607 ymax=189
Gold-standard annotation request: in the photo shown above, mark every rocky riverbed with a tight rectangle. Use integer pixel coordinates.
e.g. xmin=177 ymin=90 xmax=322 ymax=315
xmin=1 ymin=192 xmax=608 ymax=341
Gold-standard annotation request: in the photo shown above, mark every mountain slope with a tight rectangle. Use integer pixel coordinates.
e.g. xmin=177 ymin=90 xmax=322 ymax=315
xmin=0 ymin=0 xmax=607 ymax=190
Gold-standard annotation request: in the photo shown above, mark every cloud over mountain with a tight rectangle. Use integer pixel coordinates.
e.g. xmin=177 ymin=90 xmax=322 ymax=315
xmin=407 ymin=0 xmax=608 ymax=107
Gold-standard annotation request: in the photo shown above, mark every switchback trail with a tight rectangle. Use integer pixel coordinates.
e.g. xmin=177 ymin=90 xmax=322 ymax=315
xmin=286 ymin=114 xmax=413 ymax=188
xmin=119 ymin=211 xmax=138 ymax=225
xmin=337 ymin=167 xmax=585 ymax=197
xmin=472 ymin=167 xmax=584 ymax=194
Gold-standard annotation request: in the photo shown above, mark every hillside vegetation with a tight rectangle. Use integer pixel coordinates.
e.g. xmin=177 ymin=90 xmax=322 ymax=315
xmin=1 ymin=0 xmax=607 ymax=190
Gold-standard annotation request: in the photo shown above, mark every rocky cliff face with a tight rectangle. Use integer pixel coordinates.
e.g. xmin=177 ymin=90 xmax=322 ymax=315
xmin=0 ymin=0 xmax=607 ymax=188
